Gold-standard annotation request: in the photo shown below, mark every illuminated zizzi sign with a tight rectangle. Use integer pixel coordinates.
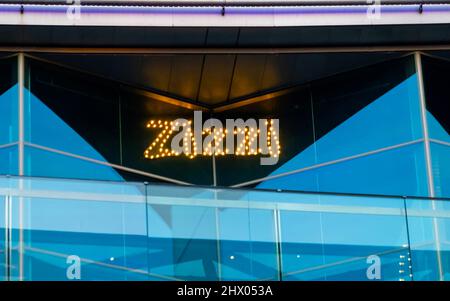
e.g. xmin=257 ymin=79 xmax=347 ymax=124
xmin=144 ymin=111 xmax=280 ymax=165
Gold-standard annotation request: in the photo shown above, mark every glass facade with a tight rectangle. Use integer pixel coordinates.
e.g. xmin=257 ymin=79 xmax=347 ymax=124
xmin=0 ymin=52 xmax=449 ymax=280
xmin=14 ymin=54 xmax=431 ymax=196
xmin=0 ymin=175 xmax=449 ymax=281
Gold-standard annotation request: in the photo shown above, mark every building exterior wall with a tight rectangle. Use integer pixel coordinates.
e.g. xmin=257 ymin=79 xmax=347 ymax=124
xmin=0 ymin=51 xmax=449 ymax=281
xmin=0 ymin=53 xmax=446 ymax=197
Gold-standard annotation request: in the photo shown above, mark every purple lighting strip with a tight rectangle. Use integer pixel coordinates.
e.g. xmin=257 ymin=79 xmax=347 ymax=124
xmin=1 ymin=4 xmax=450 ymax=15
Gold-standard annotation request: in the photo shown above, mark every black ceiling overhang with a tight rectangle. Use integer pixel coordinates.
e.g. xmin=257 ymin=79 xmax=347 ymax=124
xmin=1 ymin=23 xmax=449 ymax=108
xmin=1 ymin=23 xmax=450 ymax=48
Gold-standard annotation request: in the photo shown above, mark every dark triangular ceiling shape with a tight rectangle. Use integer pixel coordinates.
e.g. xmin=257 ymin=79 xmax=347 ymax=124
xmin=32 ymin=52 xmax=405 ymax=107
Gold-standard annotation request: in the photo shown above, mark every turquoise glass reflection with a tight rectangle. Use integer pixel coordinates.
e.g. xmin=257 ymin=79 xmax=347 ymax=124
xmin=217 ymin=189 xmax=278 ymax=280
xmin=430 ymin=142 xmax=450 ymax=198
xmin=258 ymin=142 xmax=429 ymax=197
xmin=406 ymin=198 xmax=450 ymax=281
xmin=0 ymin=85 xmax=18 ymax=145
xmin=313 ymin=74 xmax=422 ymax=165
xmin=9 ymin=177 xmax=148 ymax=281
xmin=427 ymin=112 xmax=450 ymax=144
xmin=24 ymin=89 xmax=111 ymax=163
xmin=0 ymin=194 xmax=4 ymax=281
xmin=24 ymin=146 xmax=123 ymax=181
xmin=146 ymin=185 xmax=220 ymax=281
xmin=266 ymin=74 xmax=423 ymax=179
xmin=279 ymin=195 xmax=411 ymax=281
xmin=0 ymin=175 xmax=448 ymax=281
xmin=0 ymin=145 xmax=18 ymax=176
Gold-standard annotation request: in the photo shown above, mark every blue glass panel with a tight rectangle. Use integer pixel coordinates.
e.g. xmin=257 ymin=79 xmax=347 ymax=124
xmin=24 ymin=146 xmax=123 ymax=181
xmin=8 ymin=178 xmax=148 ymax=280
xmin=0 ymin=194 xmax=5 ymax=281
xmin=257 ymin=168 xmax=319 ymax=192
xmin=259 ymin=142 xmax=428 ymax=197
xmin=1 ymin=174 xmax=449 ymax=281
xmin=406 ymin=198 xmax=450 ymax=281
xmin=0 ymin=145 xmax=18 ymax=176
xmin=427 ymin=112 xmax=450 ymax=144
xmin=430 ymin=142 xmax=450 ymax=198
xmin=218 ymin=190 xmax=278 ymax=280
xmin=0 ymin=85 xmax=18 ymax=145
xmin=24 ymin=89 xmax=110 ymax=163
xmin=267 ymin=74 xmax=422 ymax=179
xmin=314 ymin=74 xmax=422 ymax=164
xmin=279 ymin=196 xmax=410 ymax=281
xmin=146 ymin=185 xmax=219 ymax=280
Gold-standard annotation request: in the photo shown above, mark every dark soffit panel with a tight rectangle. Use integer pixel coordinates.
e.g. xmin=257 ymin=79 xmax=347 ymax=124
xmin=228 ymin=54 xmax=268 ymax=101
xmin=2 ymin=24 xmax=450 ymax=47
xmin=226 ymin=51 xmax=407 ymax=103
xmin=167 ymin=55 xmax=204 ymax=102
xmin=31 ymin=51 xmax=407 ymax=107
xmin=197 ymin=54 xmax=236 ymax=105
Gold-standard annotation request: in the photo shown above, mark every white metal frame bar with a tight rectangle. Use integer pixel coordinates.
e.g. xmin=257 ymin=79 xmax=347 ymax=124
xmin=17 ymin=53 xmax=25 ymax=281
xmin=2 ymin=185 xmax=450 ymax=218
xmin=414 ymin=51 xmax=444 ymax=281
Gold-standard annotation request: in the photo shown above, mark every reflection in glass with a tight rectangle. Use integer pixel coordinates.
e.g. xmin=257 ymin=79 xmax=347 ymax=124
xmin=0 ymin=194 xmax=5 ymax=280
xmin=259 ymin=142 xmax=429 ymax=197
xmin=25 ymin=59 xmax=121 ymax=164
xmin=278 ymin=194 xmax=411 ymax=281
xmin=311 ymin=56 xmax=420 ymax=164
xmin=146 ymin=185 xmax=219 ymax=280
xmin=406 ymin=198 xmax=450 ymax=281
xmin=430 ymin=143 xmax=450 ymax=198
xmin=216 ymin=190 xmax=278 ymax=280
xmin=0 ymin=175 xmax=446 ymax=281
xmin=9 ymin=177 xmax=148 ymax=281
xmin=24 ymin=146 xmax=123 ymax=181
xmin=0 ymin=145 xmax=18 ymax=176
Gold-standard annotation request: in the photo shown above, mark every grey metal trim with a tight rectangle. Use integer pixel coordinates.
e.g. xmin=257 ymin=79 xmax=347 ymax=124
xmin=0 ymin=53 xmax=18 ymax=60
xmin=23 ymin=142 xmax=192 ymax=186
xmin=0 ymin=187 xmax=410 ymax=215
xmin=420 ymin=51 xmax=450 ymax=64
xmin=0 ymin=45 xmax=449 ymax=55
xmin=273 ymin=208 xmax=283 ymax=281
xmin=430 ymin=138 xmax=450 ymax=147
xmin=18 ymin=53 xmax=24 ymax=177
xmin=0 ymin=142 xmax=19 ymax=150
xmin=415 ymin=53 xmax=435 ymax=197
xmin=17 ymin=53 xmax=25 ymax=281
xmin=212 ymin=153 xmax=217 ymax=187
